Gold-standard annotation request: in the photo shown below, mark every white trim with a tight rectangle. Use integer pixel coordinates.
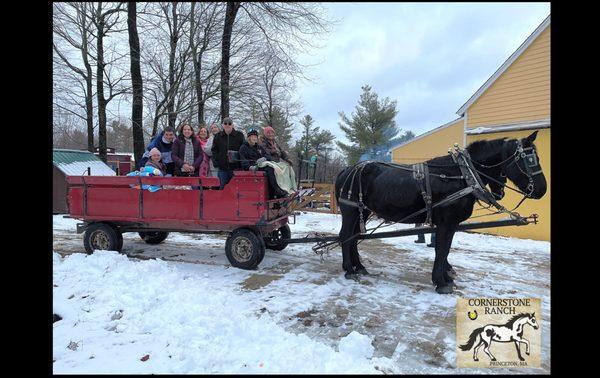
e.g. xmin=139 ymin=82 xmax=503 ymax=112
xmin=463 ymin=111 xmax=468 ymax=147
xmin=391 ymin=117 xmax=464 ymax=152
xmin=456 ymin=15 xmax=550 ymax=116
xmin=465 ymin=119 xmax=550 ymax=135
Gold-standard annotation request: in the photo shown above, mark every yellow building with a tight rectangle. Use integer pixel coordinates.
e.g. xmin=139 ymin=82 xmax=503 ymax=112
xmin=391 ymin=15 xmax=550 ymax=241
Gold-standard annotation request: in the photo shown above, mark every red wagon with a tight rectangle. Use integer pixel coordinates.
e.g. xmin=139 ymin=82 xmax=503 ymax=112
xmin=66 ymin=171 xmax=293 ymax=270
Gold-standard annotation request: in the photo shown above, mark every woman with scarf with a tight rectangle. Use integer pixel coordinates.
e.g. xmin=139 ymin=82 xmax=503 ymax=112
xmin=171 ymin=123 xmax=203 ymax=177
xmin=203 ymin=123 xmax=221 ymax=177
xmin=196 ymin=126 xmax=211 ymax=177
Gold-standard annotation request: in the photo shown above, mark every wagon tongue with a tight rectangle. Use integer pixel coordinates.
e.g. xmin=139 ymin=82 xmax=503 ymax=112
xmin=295 ymin=188 xmax=316 ymax=198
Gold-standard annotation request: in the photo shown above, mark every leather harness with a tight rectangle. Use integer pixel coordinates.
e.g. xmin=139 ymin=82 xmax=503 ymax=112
xmin=338 ymin=146 xmax=514 ymax=233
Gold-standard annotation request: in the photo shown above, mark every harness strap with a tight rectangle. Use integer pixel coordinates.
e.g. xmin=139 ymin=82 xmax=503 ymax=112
xmin=412 ymin=163 xmax=433 ymax=225
xmin=456 ymin=149 xmax=507 ymax=213
xmin=424 ymin=163 xmax=432 ymax=225
xmin=339 ymin=161 xmax=373 ymax=234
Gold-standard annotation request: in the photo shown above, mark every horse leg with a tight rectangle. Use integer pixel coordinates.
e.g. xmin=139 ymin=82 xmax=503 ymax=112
xmin=351 ymin=210 xmax=370 ymax=275
xmin=445 ymin=261 xmax=457 ymax=280
xmin=477 ymin=333 xmax=493 ymax=361
xmin=339 ymin=209 xmax=358 ymax=279
xmin=432 ymin=224 xmax=457 ymax=294
xmin=482 ymin=339 xmax=497 ymax=361
xmin=514 ymin=340 xmax=524 ymax=361
xmin=517 ymin=336 xmax=530 ymax=355
xmin=473 ymin=337 xmax=484 ymax=362
xmin=443 ymin=230 xmax=457 ymax=283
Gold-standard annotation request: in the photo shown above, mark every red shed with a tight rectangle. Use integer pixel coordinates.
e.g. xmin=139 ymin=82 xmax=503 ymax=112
xmin=93 ymin=147 xmax=134 ymax=175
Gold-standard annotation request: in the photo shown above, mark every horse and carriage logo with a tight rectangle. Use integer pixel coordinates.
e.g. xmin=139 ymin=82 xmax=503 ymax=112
xmin=456 ymin=298 xmax=541 ymax=368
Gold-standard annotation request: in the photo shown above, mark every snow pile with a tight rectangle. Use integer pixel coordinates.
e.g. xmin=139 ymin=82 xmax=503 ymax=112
xmin=53 ymin=251 xmax=388 ymax=374
xmin=338 ymin=331 xmax=374 ymax=359
xmin=53 ymin=216 xmax=78 ymax=232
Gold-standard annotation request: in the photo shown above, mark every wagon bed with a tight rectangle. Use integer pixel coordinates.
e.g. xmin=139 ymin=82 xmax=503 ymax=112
xmin=66 ymin=171 xmax=293 ymax=270
xmin=67 ymin=171 xmax=290 ymax=233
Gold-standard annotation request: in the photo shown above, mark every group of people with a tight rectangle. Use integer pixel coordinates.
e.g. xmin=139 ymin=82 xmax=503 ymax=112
xmin=136 ymin=117 xmax=295 ymax=198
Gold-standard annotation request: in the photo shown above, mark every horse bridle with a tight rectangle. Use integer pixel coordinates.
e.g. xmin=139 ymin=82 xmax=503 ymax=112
xmin=501 ymin=139 xmax=543 ymax=198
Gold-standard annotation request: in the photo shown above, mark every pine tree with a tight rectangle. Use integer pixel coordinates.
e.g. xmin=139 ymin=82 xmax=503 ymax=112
xmin=337 ymin=85 xmax=401 ymax=164
xmin=269 ymin=106 xmax=294 ymax=150
xmin=295 ymin=115 xmax=317 ymax=157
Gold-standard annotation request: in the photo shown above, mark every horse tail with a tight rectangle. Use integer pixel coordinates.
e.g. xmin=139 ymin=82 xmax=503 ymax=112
xmin=459 ymin=327 xmax=484 ymax=351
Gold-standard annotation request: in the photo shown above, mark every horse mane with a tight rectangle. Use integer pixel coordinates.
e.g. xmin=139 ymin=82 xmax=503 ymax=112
xmin=466 ymin=138 xmax=508 ymax=162
xmin=504 ymin=313 xmax=531 ymax=328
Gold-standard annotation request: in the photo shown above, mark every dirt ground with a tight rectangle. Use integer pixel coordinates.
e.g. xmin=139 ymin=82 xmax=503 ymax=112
xmin=53 ymin=215 xmax=550 ymax=374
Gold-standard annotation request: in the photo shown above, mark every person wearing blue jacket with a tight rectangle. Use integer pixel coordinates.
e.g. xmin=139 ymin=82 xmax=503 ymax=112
xmin=137 ymin=126 xmax=176 ymax=175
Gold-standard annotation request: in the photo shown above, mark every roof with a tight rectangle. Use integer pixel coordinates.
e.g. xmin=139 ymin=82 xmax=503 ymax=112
xmin=53 ymin=149 xmax=117 ymax=176
xmin=390 ymin=117 xmax=464 ymax=152
xmin=456 ymin=14 xmax=550 ymax=116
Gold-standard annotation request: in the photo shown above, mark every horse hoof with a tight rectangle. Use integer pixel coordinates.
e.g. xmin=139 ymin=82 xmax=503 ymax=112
xmin=344 ymin=272 xmax=357 ymax=280
xmin=356 ymin=268 xmax=369 ymax=275
xmin=435 ymin=284 xmax=454 ymax=294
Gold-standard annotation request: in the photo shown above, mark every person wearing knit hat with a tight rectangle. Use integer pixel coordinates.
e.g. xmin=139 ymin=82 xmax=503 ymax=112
xmin=144 ymin=147 xmax=166 ymax=175
xmin=258 ymin=125 xmax=298 ymax=195
xmin=239 ymin=128 xmax=287 ymax=198
xmin=259 ymin=126 xmax=293 ymax=166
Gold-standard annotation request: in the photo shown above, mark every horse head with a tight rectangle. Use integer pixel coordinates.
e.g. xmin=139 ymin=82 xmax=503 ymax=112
xmin=526 ymin=312 xmax=539 ymax=330
xmin=503 ymin=131 xmax=547 ymax=199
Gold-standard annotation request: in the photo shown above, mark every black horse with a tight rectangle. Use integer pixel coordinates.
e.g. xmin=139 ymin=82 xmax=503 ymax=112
xmin=334 ymin=131 xmax=547 ymax=294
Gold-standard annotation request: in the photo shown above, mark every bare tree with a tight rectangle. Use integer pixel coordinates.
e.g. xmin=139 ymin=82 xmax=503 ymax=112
xmin=141 ymin=2 xmax=193 ymax=136
xmin=127 ymin=2 xmax=145 ymax=164
xmin=220 ymin=2 xmax=241 ymax=119
xmin=189 ymin=2 xmax=223 ymax=126
xmin=219 ymin=2 xmax=331 ymax=121
xmin=53 ymin=109 xmax=89 ymax=150
xmin=53 ymin=2 xmax=96 ymax=152
xmin=89 ymin=1 xmax=128 ymax=162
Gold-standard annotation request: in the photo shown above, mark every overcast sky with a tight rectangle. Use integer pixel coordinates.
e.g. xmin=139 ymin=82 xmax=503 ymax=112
xmin=293 ymin=2 xmax=550 ymax=145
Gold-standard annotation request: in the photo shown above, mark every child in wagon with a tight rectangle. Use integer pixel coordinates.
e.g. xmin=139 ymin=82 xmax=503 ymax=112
xmin=144 ymin=147 xmax=166 ymax=176
xmin=140 ymin=147 xmax=192 ymax=191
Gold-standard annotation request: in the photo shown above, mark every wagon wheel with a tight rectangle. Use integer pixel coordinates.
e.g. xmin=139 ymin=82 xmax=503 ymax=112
xmin=83 ymin=223 xmax=122 ymax=254
xmin=139 ymin=231 xmax=170 ymax=245
xmin=264 ymin=224 xmax=291 ymax=251
xmin=109 ymin=224 xmax=124 ymax=251
xmin=225 ymin=228 xmax=264 ymax=270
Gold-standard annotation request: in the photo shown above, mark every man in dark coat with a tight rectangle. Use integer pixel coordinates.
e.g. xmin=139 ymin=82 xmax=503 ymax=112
xmin=211 ymin=117 xmax=245 ymax=189
xmin=137 ymin=126 xmax=176 ymax=175
xmin=239 ymin=129 xmax=288 ymax=198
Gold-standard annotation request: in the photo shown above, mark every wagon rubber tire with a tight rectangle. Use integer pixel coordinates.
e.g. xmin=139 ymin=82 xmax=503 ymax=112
xmin=264 ymin=224 xmax=291 ymax=251
xmin=256 ymin=237 xmax=266 ymax=265
xmin=83 ymin=223 xmax=122 ymax=254
xmin=109 ymin=224 xmax=124 ymax=251
xmin=225 ymin=229 xmax=265 ymax=270
xmin=139 ymin=231 xmax=169 ymax=245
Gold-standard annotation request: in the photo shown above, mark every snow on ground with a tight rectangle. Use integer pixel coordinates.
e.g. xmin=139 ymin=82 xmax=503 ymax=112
xmin=53 ymin=212 xmax=550 ymax=374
